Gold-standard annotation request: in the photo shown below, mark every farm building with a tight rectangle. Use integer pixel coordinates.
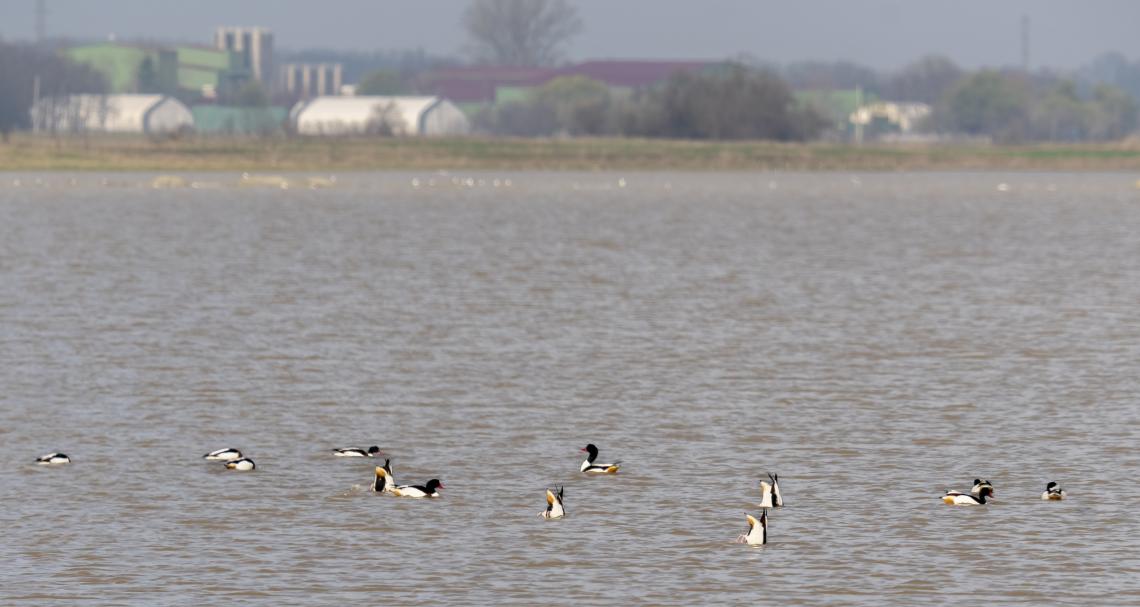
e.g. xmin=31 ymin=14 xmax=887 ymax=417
xmin=416 ymin=61 xmax=718 ymax=110
xmin=31 ymin=94 xmax=194 ymax=135
xmin=291 ymin=96 xmax=469 ymax=136
xmin=65 ymin=42 xmax=248 ymax=98
xmin=192 ymin=106 xmax=287 ymax=135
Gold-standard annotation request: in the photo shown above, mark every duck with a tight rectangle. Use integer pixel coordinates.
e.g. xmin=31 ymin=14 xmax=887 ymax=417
xmin=391 ymin=479 xmax=443 ymax=498
xmin=333 ymin=445 xmax=382 ymax=457
xmin=540 ymin=486 xmax=565 ymax=519
xmin=736 ymin=510 xmax=768 ymax=545
xmin=944 ymin=478 xmax=992 ymax=499
xmin=759 ymin=473 xmax=784 ymax=508
xmin=224 ymin=458 xmax=256 ymax=471
xmin=942 ymin=484 xmax=993 ymax=505
xmin=371 ymin=459 xmax=395 ymax=493
xmin=1041 ymin=481 xmax=1067 ymax=500
xmin=203 ymin=448 xmax=243 ymax=461
xmin=580 ymin=444 xmax=620 ymax=474
xmin=35 ymin=453 xmax=71 ymax=465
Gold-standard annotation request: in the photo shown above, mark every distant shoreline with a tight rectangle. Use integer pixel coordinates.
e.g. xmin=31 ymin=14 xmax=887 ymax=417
xmin=4 ymin=134 xmax=1140 ymax=172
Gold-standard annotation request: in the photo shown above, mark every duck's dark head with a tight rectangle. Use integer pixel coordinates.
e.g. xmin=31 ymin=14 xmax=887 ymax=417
xmin=425 ymin=479 xmax=443 ymax=493
xmin=367 ymin=446 xmax=381 ymax=456
xmin=581 ymin=444 xmax=599 ymax=461
xmin=557 ymin=485 xmax=564 ymax=501
xmin=1046 ymin=481 xmax=1058 ymax=491
xmin=979 ymin=485 xmax=994 ymax=499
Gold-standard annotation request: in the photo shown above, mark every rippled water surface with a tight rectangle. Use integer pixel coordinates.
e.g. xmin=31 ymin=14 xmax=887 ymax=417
xmin=1 ymin=172 xmax=1138 ymax=605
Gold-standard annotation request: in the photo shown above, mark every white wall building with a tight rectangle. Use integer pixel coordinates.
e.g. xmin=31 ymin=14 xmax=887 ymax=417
xmin=849 ymin=102 xmax=932 ymax=133
xmin=279 ymin=63 xmax=344 ymax=98
xmin=290 ymin=96 xmax=470 ymax=136
xmin=216 ymin=26 xmax=274 ymax=86
xmin=31 ymin=94 xmax=194 ymax=134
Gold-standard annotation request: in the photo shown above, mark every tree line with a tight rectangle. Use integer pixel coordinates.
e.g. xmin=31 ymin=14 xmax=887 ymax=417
xmin=0 ymin=42 xmax=107 ymax=141
xmin=2 ymin=34 xmax=1139 ymax=144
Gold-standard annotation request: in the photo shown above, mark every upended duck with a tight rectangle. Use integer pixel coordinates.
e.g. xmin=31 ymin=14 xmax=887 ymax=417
xmin=759 ymin=473 xmax=783 ymax=508
xmin=735 ymin=510 xmax=768 ymax=545
xmin=539 ymin=486 xmax=565 ymax=519
xmin=372 ymin=460 xmax=396 ymax=493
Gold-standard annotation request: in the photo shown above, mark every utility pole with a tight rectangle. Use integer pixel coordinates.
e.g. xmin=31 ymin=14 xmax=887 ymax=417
xmin=1020 ymin=14 xmax=1030 ymax=72
xmin=35 ymin=0 xmax=47 ymax=44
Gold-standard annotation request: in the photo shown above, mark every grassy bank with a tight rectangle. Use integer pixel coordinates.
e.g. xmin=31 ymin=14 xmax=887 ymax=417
xmin=4 ymin=133 xmax=1140 ymax=172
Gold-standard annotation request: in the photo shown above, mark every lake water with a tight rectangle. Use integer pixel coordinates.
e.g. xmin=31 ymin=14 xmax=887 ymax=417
xmin=1 ymin=171 xmax=1138 ymax=605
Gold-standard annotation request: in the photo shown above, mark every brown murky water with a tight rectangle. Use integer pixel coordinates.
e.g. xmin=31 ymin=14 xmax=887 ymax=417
xmin=1 ymin=172 xmax=1138 ymax=605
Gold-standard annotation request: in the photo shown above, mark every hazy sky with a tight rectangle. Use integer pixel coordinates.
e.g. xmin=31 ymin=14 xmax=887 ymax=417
xmin=5 ymin=0 xmax=1139 ymax=70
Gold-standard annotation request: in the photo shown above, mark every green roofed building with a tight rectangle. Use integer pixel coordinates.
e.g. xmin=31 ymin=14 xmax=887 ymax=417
xmin=64 ymin=43 xmax=248 ymax=100
xmin=64 ymin=43 xmax=176 ymax=94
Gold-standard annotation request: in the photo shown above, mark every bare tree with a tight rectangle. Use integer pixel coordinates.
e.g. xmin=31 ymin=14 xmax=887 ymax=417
xmin=463 ymin=0 xmax=582 ymax=66
xmin=365 ymin=101 xmax=407 ymax=136
xmin=0 ymin=42 xmax=106 ymax=141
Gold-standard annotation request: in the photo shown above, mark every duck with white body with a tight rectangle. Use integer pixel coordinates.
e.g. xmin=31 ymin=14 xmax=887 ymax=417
xmin=942 ymin=484 xmax=993 ymax=505
xmin=1041 ymin=481 xmax=1067 ymax=500
xmin=540 ymin=486 xmax=565 ymax=519
xmin=736 ymin=510 xmax=768 ymax=545
xmin=334 ymin=445 xmax=382 ymax=457
xmin=759 ymin=473 xmax=784 ymax=508
xmin=391 ymin=479 xmax=443 ymax=498
xmin=224 ymin=458 xmax=256 ymax=471
xmin=203 ymin=448 xmax=243 ymax=461
xmin=372 ymin=460 xmax=396 ymax=493
xmin=35 ymin=453 xmax=71 ymax=465
xmin=580 ymin=444 xmax=620 ymax=474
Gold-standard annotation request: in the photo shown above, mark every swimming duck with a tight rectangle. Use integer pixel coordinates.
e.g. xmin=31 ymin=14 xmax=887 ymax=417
xmin=35 ymin=453 xmax=71 ymax=465
xmin=736 ymin=510 xmax=768 ymax=545
xmin=580 ymin=444 xmax=620 ymax=474
xmin=371 ymin=459 xmax=396 ymax=493
xmin=1041 ymin=481 xmax=1066 ymax=500
xmin=224 ymin=458 xmax=256 ymax=471
xmin=333 ymin=445 xmax=382 ymax=457
xmin=203 ymin=448 xmax=243 ymax=461
xmin=944 ymin=478 xmax=992 ymax=499
xmin=759 ymin=473 xmax=784 ymax=508
xmin=942 ymin=484 xmax=993 ymax=505
xmin=540 ymin=486 xmax=565 ymax=519
xmin=391 ymin=479 xmax=443 ymax=498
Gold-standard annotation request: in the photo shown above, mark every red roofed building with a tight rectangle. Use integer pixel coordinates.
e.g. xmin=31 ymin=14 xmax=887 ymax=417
xmin=550 ymin=60 xmax=714 ymax=89
xmin=416 ymin=60 xmax=718 ymax=110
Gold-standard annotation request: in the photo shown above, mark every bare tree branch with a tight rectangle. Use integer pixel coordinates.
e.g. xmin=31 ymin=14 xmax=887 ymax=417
xmin=463 ymin=0 xmax=582 ymax=66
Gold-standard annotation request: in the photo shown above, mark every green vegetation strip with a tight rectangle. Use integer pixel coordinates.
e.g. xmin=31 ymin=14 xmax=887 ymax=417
xmin=4 ymin=134 xmax=1140 ymax=171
